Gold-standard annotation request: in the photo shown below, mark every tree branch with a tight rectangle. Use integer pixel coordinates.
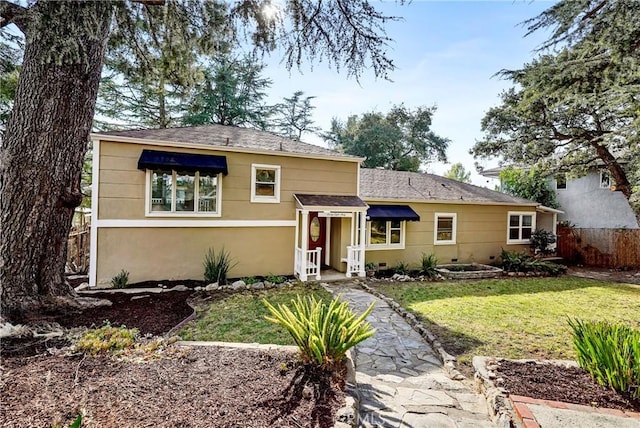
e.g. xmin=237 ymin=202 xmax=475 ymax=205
xmin=0 ymin=0 xmax=28 ymax=33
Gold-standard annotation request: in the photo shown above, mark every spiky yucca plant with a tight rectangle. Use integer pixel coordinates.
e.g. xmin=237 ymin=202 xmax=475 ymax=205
xmin=263 ymin=295 xmax=375 ymax=368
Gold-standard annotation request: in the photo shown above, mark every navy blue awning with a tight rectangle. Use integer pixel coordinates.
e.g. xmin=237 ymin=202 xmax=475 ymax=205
xmin=137 ymin=150 xmax=228 ymax=175
xmin=366 ymin=205 xmax=420 ymax=222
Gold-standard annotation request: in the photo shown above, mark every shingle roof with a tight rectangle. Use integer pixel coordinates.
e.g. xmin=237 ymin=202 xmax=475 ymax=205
xmin=359 ymin=168 xmax=537 ymax=205
xmin=294 ymin=194 xmax=368 ymax=208
xmin=93 ymin=125 xmax=359 ymax=160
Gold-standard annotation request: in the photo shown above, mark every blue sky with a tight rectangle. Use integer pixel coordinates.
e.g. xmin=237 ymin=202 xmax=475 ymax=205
xmin=262 ymin=0 xmax=555 ymax=186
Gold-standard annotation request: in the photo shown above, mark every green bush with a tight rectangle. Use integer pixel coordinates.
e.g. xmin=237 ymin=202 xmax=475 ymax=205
xmin=420 ymin=253 xmax=439 ymax=278
xmin=203 ymin=247 xmax=237 ymax=285
xmin=500 ymin=249 xmax=566 ymax=276
xmin=529 ymin=229 xmax=557 ymax=256
xmin=568 ymin=319 xmax=640 ymax=399
xmin=76 ymin=324 xmax=138 ymax=355
xmin=111 ymin=270 xmax=129 ymax=288
xmin=263 ymin=295 xmax=376 ymax=368
xmin=393 ymin=261 xmax=411 ymax=275
xmin=244 ymin=276 xmax=258 ymax=285
xmin=266 ymin=273 xmax=286 ymax=284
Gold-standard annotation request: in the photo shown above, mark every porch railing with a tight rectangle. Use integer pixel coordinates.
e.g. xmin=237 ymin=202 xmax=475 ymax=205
xmin=346 ymin=245 xmax=364 ymax=277
xmin=295 ymin=247 xmax=322 ymax=280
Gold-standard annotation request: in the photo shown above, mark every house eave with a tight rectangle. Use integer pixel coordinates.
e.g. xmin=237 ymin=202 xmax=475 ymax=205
xmin=361 ymin=197 xmax=539 ymax=207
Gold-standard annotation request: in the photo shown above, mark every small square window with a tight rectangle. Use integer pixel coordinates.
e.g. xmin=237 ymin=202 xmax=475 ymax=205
xmin=555 ymin=174 xmax=566 ymax=190
xmin=251 ymin=164 xmax=281 ymax=203
xmin=434 ymin=213 xmax=457 ymax=245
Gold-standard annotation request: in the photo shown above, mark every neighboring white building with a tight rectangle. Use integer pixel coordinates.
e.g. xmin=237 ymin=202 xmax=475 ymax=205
xmin=482 ymin=167 xmax=639 ymax=230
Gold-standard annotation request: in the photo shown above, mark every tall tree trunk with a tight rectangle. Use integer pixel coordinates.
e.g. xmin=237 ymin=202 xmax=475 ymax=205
xmin=592 ymin=141 xmax=632 ymax=198
xmin=0 ymin=1 xmax=113 ymax=319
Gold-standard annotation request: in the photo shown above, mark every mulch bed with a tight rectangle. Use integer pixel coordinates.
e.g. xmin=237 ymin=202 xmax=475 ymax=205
xmin=1 ymin=290 xmax=347 ymax=427
xmin=0 ymin=346 xmax=346 ymax=428
xmin=495 ymin=360 xmax=640 ymax=412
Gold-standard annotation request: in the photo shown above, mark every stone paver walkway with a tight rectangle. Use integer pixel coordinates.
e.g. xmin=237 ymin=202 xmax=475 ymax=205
xmin=326 ymin=281 xmax=495 ymax=428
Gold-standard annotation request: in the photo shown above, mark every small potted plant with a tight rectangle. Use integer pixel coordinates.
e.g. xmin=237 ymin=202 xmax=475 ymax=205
xmin=365 ymin=262 xmax=377 ymax=278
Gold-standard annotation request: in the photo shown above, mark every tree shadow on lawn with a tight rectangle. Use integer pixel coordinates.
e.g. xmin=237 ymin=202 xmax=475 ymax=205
xmin=373 ymin=276 xmax=640 ymax=303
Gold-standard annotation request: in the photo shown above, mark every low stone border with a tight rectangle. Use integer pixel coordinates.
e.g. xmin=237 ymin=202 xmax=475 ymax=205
xmin=356 ymin=281 xmax=465 ymax=381
xmin=436 ymin=263 xmax=503 ymax=280
xmin=176 ymin=341 xmax=358 ymax=428
xmin=473 ymin=356 xmax=517 ymax=428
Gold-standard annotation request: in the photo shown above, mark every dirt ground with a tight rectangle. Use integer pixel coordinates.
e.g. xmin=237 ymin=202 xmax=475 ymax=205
xmin=0 ymin=346 xmax=346 ymax=428
xmin=496 ymin=360 xmax=640 ymax=412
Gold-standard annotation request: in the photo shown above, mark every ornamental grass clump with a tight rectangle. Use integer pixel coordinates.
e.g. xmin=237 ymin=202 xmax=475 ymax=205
xmin=263 ymin=295 xmax=375 ymax=369
xmin=568 ymin=318 xmax=640 ymax=399
xmin=420 ymin=253 xmax=439 ymax=278
xmin=203 ymin=247 xmax=237 ymax=285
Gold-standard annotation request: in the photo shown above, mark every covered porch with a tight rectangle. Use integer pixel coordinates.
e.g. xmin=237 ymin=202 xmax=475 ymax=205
xmin=293 ymin=194 xmax=368 ymax=281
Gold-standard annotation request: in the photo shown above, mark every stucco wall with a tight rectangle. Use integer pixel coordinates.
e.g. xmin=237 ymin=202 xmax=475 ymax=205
xmin=553 ymin=172 xmax=639 ymax=229
xmin=363 ymin=202 xmax=534 ymax=269
xmin=96 ymin=227 xmax=295 ymax=285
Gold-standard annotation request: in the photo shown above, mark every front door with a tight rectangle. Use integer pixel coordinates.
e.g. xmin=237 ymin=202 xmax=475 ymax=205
xmin=308 ymin=212 xmax=326 ymax=261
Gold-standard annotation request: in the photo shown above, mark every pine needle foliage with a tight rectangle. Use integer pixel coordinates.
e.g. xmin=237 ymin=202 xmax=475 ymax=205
xmin=263 ymin=295 xmax=375 ymax=368
xmin=568 ymin=318 xmax=640 ymax=399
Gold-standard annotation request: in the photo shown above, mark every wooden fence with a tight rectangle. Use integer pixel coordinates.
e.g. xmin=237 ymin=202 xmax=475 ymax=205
xmin=67 ymin=225 xmax=90 ymax=274
xmin=557 ymin=226 xmax=640 ymax=269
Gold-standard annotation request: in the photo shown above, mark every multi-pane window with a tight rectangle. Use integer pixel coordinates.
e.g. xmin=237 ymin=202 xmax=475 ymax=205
xmin=251 ymin=164 xmax=280 ymax=203
xmin=507 ymin=212 xmax=535 ymax=244
xmin=149 ymin=170 xmax=220 ymax=215
xmin=434 ymin=213 xmax=457 ymax=245
xmin=367 ymin=220 xmax=404 ymax=249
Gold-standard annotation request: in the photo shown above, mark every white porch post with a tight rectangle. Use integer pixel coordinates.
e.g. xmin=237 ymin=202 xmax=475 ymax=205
xmin=294 ymin=209 xmax=300 ymax=274
xmin=552 ymin=212 xmax=558 ymax=251
xmin=358 ymin=211 xmax=367 ymax=277
xmin=325 ymin=218 xmax=331 ymax=266
xmin=300 ymin=210 xmax=309 ymax=281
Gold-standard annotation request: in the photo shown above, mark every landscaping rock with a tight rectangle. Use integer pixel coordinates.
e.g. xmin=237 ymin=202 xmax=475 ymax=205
xmin=231 ymin=280 xmax=246 ymax=290
xmin=195 ymin=286 xmax=203 ymax=291
xmin=205 ymin=283 xmax=219 ymax=292
xmin=264 ymin=281 xmax=274 ymax=288
xmin=170 ymin=284 xmax=189 ymax=292
xmin=131 ymin=295 xmax=150 ymax=301
xmin=252 ymin=281 xmax=265 ymax=289
xmin=74 ymin=282 xmax=89 ymax=292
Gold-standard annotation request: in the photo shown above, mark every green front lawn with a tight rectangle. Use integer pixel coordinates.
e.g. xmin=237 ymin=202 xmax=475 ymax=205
xmin=372 ymin=277 xmax=640 ymax=364
xmin=178 ymin=284 xmax=333 ymax=345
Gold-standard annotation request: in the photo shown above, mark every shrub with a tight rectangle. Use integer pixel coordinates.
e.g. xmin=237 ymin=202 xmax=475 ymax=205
xmin=568 ymin=319 xmax=640 ymax=399
xmin=529 ymin=229 xmax=557 ymax=256
xmin=244 ymin=276 xmax=259 ymax=285
xmin=111 ymin=270 xmax=129 ymax=288
xmin=365 ymin=262 xmax=377 ymax=271
xmin=393 ymin=261 xmax=411 ymax=275
xmin=263 ymin=295 xmax=376 ymax=368
xmin=76 ymin=324 xmax=138 ymax=355
xmin=500 ymin=249 xmax=567 ymax=276
xmin=266 ymin=273 xmax=286 ymax=284
xmin=203 ymin=247 xmax=237 ymax=285
xmin=420 ymin=253 xmax=438 ymax=278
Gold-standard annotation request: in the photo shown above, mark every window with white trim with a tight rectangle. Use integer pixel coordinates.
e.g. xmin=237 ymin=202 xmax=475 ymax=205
xmin=507 ymin=212 xmax=535 ymax=244
xmin=600 ymin=170 xmax=613 ymax=189
xmin=251 ymin=164 xmax=281 ymax=203
xmin=148 ymin=170 xmax=221 ymax=216
xmin=434 ymin=213 xmax=457 ymax=245
xmin=367 ymin=220 xmax=405 ymax=249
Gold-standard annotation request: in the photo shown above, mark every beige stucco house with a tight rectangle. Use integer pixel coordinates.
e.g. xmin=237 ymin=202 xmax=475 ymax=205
xmin=89 ymin=125 xmax=558 ymax=286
